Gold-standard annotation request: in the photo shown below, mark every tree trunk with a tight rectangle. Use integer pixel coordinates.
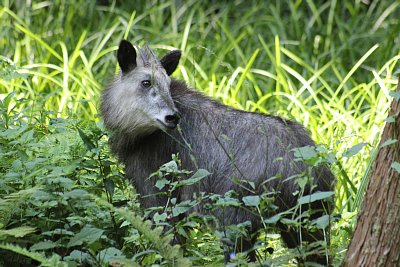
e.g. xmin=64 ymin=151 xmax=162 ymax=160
xmin=343 ymin=78 xmax=400 ymax=266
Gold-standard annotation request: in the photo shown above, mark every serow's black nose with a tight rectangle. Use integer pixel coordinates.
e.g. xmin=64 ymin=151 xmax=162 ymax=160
xmin=164 ymin=112 xmax=180 ymax=129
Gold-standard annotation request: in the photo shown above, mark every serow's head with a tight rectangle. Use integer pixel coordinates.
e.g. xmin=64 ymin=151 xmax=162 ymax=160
xmin=104 ymin=40 xmax=181 ymax=135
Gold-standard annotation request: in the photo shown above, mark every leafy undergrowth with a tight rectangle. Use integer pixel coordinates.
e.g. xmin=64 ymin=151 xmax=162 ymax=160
xmin=0 ymin=95 xmax=130 ymax=266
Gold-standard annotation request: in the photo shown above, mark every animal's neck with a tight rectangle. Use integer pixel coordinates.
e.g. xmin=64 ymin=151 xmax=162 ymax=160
xmin=170 ymin=79 xmax=192 ymax=98
xmin=170 ymin=79 xmax=220 ymax=115
xmin=133 ymin=130 xmax=169 ymax=149
xmin=110 ymin=128 xmax=175 ymax=163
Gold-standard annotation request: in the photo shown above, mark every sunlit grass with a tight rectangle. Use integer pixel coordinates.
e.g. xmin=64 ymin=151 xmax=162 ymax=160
xmin=1 ymin=0 xmax=400 ymax=263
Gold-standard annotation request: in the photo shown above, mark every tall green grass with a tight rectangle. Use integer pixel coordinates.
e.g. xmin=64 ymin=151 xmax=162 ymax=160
xmin=1 ymin=0 xmax=399 ymax=263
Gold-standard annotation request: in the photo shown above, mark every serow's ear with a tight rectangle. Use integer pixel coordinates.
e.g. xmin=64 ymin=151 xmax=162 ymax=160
xmin=117 ymin=40 xmax=137 ymax=73
xmin=160 ymin=50 xmax=181 ymax=76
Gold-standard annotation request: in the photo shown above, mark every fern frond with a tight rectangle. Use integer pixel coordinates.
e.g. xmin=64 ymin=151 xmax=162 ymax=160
xmin=0 ymin=243 xmax=67 ymax=267
xmin=0 ymin=226 xmax=37 ymax=238
xmin=94 ymin=196 xmax=190 ymax=266
xmin=0 ymin=188 xmax=40 ymax=228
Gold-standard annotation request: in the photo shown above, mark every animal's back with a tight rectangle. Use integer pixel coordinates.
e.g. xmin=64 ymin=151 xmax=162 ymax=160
xmin=170 ymin=80 xmax=333 ymax=203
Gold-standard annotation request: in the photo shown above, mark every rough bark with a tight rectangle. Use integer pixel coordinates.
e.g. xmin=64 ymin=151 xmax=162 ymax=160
xmin=343 ymin=78 xmax=400 ymax=266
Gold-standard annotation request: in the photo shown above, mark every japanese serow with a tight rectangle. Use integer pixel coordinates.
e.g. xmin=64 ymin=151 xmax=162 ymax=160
xmin=101 ymin=40 xmax=335 ymax=265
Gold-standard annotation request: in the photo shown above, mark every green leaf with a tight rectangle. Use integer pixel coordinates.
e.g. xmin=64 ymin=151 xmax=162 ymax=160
xmin=389 ymin=91 xmax=400 ymax=100
xmin=155 ymin=178 xmax=169 ymax=190
xmin=41 ymin=229 xmax=74 ymax=237
xmin=312 ymin=215 xmax=331 ymax=229
xmin=280 ymin=218 xmax=298 ymax=226
xmin=391 ymin=162 xmax=400 ymax=174
xmin=159 ymin=160 xmax=178 ymax=173
xmin=103 ymin=161 xmax=111 ymax=176
xmin=215 ymin=196 xmax=241 ymax=207
xmin=153 ymin=212 xmax=168 ymax=224
xmin=242 ymin=195 xmax=260 ymax=207
xmin=178 ymin=169 xmax=210 ymax=186
xmin=297 ymin=191 xmax=334 ymax=205
xmin=172 ymin=205 xmax=189 ymax=217
xmin=172 ymin=200 xmax=195 ymax=217
xmin=263 ymin=214 xmax=281 ymax=224
xmin=64 ymin=250 xmax=93 ymax=264
xmin=293 ymin=146 xmax=318 ymax=160
xmin=343 ymin=143 xmax=367 ymax=158
xmin=0 ymin=57 xmax=28 ymax=81
xmin=19 ymin=129 xmax=34 ymax=143
xmin=0 ymin=91 xmax=16 ymax=109
xmin=63 ymin=189 xmax=88 ymax=199
xmin=97 ymin=247 xmax=123 ymax=263
xmin=385 ymin=116 xmax=396 ymax=123
xmin=77 ymin=127 xmax=95 ymax=151
xmin=0 ymin=226 xmax=37 ymax=238
xmin=30 ymin=241 xmax=57 ymax=251
xmin=104 ymin=179 xmax=115 ymax=199
xmin=380 ymin=139 xmax=397 ymax=148
xmin=296 ymin=176 xmax=308 ymax=190
xmin=47 ymin=177 xmax=73 ymax=190
xmin=67 ymin=226 xmax=104 ymax=247
xmin=120 ymin=221 xmax=131 ymax=228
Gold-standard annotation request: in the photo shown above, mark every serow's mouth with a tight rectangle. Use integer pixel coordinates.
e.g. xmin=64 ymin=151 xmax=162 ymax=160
xmin=157 ymin=119 xmax=178 ymax=130
xmin=157 ymin=112 xmax=180 ymax=130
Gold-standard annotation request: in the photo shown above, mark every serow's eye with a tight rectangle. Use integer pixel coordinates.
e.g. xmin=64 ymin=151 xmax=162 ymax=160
xmin=141 ymin=80 xmax=151 ymax=88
